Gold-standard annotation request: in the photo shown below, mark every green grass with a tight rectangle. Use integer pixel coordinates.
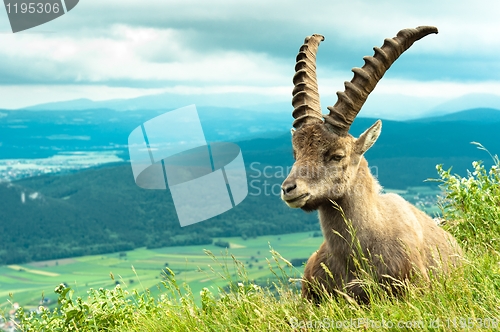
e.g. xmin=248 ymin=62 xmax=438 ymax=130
xmin=0 ymin=232 xmax=323 ymax=312
xmin=10 ymin=245 xmax=500 ymax=331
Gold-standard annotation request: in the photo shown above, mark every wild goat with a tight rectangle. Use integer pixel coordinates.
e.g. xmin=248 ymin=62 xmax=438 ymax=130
xmin=281 ymin=26 xmax=461 ymax=302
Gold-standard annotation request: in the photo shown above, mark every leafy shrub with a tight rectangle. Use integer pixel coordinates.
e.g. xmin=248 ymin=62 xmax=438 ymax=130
xmin=15 ymin=282 xmax=164 ymax=331
xmin=436 ymin=143 xmax=500 ymax=251
xmin=213 ymin=239 xmax=230 ymax=248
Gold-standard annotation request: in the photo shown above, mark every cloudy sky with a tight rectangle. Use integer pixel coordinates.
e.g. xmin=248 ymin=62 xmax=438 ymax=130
xmin=0 ymin=0 xmax=499 ymax=118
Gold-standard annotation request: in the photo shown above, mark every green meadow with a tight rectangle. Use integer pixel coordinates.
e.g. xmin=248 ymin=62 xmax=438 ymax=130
xmin=1 ymin=231 xmax=323 ymax=311
xmin=386 ymin=186 xmax=441 ymax=215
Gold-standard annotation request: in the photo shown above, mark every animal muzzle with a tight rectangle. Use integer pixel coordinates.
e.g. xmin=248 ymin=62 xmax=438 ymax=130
xmin=281 ymin=177 xmax=310 ymax=208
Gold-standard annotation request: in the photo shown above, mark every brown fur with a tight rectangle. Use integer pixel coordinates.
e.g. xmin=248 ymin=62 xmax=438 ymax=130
xmin=281 ymin=121 xmax=461 ymax=303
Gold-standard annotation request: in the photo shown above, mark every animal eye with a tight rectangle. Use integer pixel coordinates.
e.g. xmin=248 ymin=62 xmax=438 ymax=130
xmin=329 ymin=154 xmax=344 ymax=162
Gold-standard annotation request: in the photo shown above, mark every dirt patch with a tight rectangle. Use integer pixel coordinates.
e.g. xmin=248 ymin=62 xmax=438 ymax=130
xmin=7 ymin=265 xmax=60 ymax=277
xmin=229 ymin=243 xmax=246 ymax=249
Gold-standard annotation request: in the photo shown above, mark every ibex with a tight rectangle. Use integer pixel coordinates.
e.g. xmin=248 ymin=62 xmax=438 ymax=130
xmin=281 ymin=26 xmax=461 ymax=302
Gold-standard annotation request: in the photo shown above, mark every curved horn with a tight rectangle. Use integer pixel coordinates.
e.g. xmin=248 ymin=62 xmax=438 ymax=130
xmin=324 ymin=26 xmax=438 ymax=135
xmin=292 ymin=34 xmax=324 ymax=129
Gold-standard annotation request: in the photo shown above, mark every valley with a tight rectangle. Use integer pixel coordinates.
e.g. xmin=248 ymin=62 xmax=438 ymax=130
xmin=1 ymin=231 xmax=323 ymax=311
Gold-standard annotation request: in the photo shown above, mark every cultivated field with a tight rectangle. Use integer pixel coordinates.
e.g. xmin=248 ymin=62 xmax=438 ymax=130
xmin=1 ymin=231 xmax=323 ymax=311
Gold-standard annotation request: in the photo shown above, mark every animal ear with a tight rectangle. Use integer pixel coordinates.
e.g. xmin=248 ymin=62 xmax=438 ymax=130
xmin=291 ymin=128 xmax=296 ymax=136
xmin=355 ymin=120 xmax=382 ymax=155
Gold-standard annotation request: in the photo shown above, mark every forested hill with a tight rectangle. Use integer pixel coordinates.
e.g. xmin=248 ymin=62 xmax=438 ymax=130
xmin=0 ymin=163 xmax=318 ymax=265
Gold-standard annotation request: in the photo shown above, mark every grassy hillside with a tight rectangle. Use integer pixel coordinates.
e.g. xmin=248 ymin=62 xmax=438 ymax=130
xmin=6 ymin=153 xmax=500 ymax=331
xmin=0 ymin=232 xmax=322 ymax=312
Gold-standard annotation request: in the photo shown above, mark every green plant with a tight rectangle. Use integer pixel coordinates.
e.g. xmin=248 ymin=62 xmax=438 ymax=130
xmin=436 ymin=142 xmax=500 ymax=251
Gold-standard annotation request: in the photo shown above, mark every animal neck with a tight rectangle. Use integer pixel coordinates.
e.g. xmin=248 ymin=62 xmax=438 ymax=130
xmin=318 ymin=157 xmax=381 ymax=250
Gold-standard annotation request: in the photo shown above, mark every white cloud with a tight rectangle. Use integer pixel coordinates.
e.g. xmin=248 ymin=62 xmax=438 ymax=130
xmin=0 ymin=24 xmax=290 ymax=85
xmin=0 ymin=0 xmax=499 ymax=116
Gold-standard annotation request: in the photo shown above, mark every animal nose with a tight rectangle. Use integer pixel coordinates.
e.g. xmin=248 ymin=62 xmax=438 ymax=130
xmin=282 ymin=183 xmax=297 ymax=195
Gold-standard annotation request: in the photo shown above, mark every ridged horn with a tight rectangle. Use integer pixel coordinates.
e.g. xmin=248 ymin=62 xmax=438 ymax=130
xmin=324 ymin=26 xmax=438 ymax=135
xmin=292 ymin=34 xmax=324 ymax=129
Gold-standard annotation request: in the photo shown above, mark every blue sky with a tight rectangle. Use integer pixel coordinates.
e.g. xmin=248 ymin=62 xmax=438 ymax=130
xmin=0 ymin=0 xmax=499 ymax=118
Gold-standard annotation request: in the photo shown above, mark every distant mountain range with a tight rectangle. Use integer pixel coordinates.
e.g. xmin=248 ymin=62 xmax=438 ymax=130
xmin=427 ymin=93 xmax=500 ymax=117
xmin=16 ymin=93 xmax=292 ymax=116
xmin=411 ymin=107 xmax=500 ymax=123
xmin=239 ymin=111 xmax=500 ymax=188
xmin=1 ymin=105 xmax=499 ymax=179
xmin=12 ymin=91 xmax=500 ymax=121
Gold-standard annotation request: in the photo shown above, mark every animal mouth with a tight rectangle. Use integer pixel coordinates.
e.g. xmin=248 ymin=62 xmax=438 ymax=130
xmin=286 ymin=193 xmax=309 ymax=203
xmin=284 ymin=193 xmax=310 ymax=207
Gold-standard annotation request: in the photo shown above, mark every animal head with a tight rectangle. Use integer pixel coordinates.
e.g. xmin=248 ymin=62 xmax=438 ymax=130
xmin=281 ymin=27 xmax=438 ymax=210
